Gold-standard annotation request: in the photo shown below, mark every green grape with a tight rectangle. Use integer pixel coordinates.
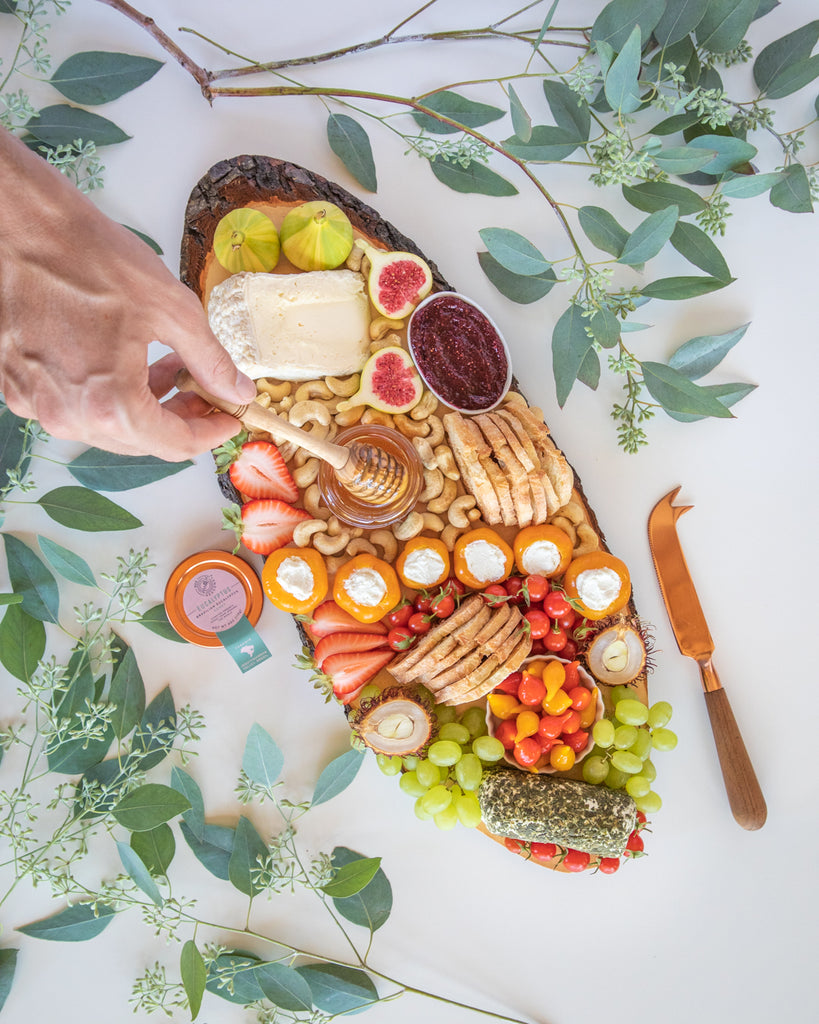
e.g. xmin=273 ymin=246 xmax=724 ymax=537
xmin=416 ymin=758 xmax=442 ymax=788
xmin=611 ymin=685 xmax=635 ymax=704
xmin=454 ymin=790 xmax=482 ymax=828
xmin=614 ymin=698 xmax=649 ymax=726
xmin=628 ymin=728 xmax=652 ymax=761
xmin=472 ymin=734 xmax=505 ymax=763
xmin=634 ymin=790 xmax=662 ymax=814
xmin=647 ymin=700 xmax=673 ymax=729
xmin=358 ymin=684 xmax=381 ymax=703
xmin=427 ymin=739 xmax=463 ymax=767
xmin=613 ymin=724 xmax=638 ymax=750
xmin=376 ymin=754 xmax=403 ymax=776
xmin=625 ymin=774 xmax=651 ymax=798
xmin=434 ymin=804 xmax=459 ymax=830
xmin=604 ymin=766 xmax=629 ymax=789
xmin=454 ymin=752 xmax=483 ymax=791
xmin=402 ymin=755 xmax=419 ymax=770
xmin=399 ymin=770 xmax=428 ymax=798
xmin=592 ymin=719 xmax=615 ymax=748
xmin=414 ymin=796 xmax=433 ymax=821
xmin=460 ymin=705 xmax=488 ymax=738
xmin=438 ymin=722 xmax=470 ymax=745
xmin=651 ymin=727 xmax=678 ymax=752
xmin=641 ymin=758 xmax=657 ymax=783
xmin=582 ymin=755 xmax=610 ymax=785
xmin=420 ymin=784 xmax=453 ymax=816
xmin=435 ymin=705 xmax=457 ymax=725
xmin=611 ymin=750 xmax=644 ymax=774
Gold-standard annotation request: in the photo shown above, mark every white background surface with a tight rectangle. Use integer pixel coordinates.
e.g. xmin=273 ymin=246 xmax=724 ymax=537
xmin=1 ymin=2 xmax=818 ymax=1023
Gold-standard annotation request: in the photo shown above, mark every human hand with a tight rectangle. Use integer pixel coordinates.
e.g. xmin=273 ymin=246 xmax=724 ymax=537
xmin=0 ymin=129 xmax=257 ymax=461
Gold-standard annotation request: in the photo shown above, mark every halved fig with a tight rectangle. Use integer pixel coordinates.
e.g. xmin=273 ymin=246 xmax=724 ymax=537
xmin=361 ymin=242 xmax=433 ymax=319
xmin=336 ymin=346 xmax=423 ymax=414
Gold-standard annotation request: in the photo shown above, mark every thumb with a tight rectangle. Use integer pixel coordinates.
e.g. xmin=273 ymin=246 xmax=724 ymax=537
xmin=165 ymin=303 xmax=257 ymax=405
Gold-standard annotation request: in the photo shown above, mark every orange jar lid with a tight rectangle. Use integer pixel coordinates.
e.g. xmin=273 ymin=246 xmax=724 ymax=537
xmin=164 ymin=549 xmax=264 ymax=647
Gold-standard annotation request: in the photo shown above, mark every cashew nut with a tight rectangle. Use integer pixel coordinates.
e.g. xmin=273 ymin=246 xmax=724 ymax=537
xmin=293 ymin=518 xmax=329 ymax=547
xmin=369 ymin=332 xmax=403 ymax=353
xmin=433 ymin=445 xmax=459 ymax=480
xmin=345 ymin=239 xmax=367 ymax=272
xmin=448 ymin=494 xmax=477 ymax=528
xmin=288 ymin=401 xmax=332 ymax=429
xmin=294 ymin=380 xmax=334 ymax=404
xmin=467 ymin=507 xmax=481 ymax=522
xmin=278 ymin=441 xmax=298 ymax=462
xmin=324 ymin=554 xmax=348 ymax=576
xmin=327 ymin=515 xmax=343 ymax=536
xmin=276 ymin=395 xmax=295 ymax=413
xmin=361 ymin=409 xmax=394 ymax=428
xmin=573 ymin=522 xmax=600 ymax=557
xmin=410 ymin=389 xmax=438 ymax=421
xmin=550 ymin=515 xmax=577 ymax=545
xmin=347 ymin=538 xmax=377 ymax=557
xmin=334 ymin=405 xmax=365 ymax=427
xmin=369 ymin=316 xmax=404 ymax=341
xmin=441 ymin=524 xmax=467 ymax=551
xmin=553 ymin=500 xmax=586 ymax=525
xmin=422 ymin=512 xmax=446 ymax=533
xmin=412 ymin=436 xmax=437 ymax=470
xmin=503 ymin=391 xmax=527 ymax=407
xmin=424 ymin=414 xmax=445 ymax=447
xmin=253 ymin=391 xmax=272 ymax=409
xmin=427 ymin=477 xmax=457 ymax=514
xmin=392 ymin=511 xmax=425 ymax=541
xmin=293 ymin=458 xmax=320 ymax=488
xmin=370 ymin=529 xmax=398 ymax=562
xmin=257 ymin=379 xmax=292 ymax=402
xmin=314 ymin=531 xmax=351 ymax=555
xmin=420 ymin=466 xmax=444 ymax=502
xmin=304 ymin=483 xmax=331 ymax=520
xmin=325 ymin=374 xmax=360 ymax=397
xmin=395 ymin=414 xmax=429 ymax=439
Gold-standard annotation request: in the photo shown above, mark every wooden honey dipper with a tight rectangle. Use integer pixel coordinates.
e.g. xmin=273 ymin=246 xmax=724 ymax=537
xmin=176 ymin=369 xmax=409 ymax=504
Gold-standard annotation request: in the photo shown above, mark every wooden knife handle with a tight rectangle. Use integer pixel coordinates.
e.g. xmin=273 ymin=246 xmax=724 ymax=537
xmin=702 ymin=680 xmax=767 ymax=831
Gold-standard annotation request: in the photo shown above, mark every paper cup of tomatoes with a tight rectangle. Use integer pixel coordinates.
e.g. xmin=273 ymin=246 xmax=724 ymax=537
xmin=485 ymin=656 xmax=604 ymax=774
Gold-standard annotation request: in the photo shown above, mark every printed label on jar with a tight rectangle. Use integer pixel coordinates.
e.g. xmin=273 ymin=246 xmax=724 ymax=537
xmin=183 ymin=568 xmax=247 ymax=633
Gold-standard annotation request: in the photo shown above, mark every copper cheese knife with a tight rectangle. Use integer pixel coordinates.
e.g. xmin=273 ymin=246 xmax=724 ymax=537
xmin=648 ymin=487 xmax=767 ymax=830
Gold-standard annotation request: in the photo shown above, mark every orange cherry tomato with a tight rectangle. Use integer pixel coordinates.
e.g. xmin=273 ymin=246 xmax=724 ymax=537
xmin=513 ymin=524 xmax=574 ymax=578
xmin=262 ymin=547 xmax=328 ymax=614
xmin=453 ymin=528 xmax=513 ymax=590
xmin=550 ymin=743 xmax=576 ymax=771
xmin=395 ymin=536 xmax=450 ymax=589
xmin=563 ymin=551 xmax=631 ymax=621
xmin=332 ymin=554 xmax=401 ymax=624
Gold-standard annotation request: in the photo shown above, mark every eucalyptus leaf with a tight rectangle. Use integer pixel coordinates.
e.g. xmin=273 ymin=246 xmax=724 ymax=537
xmin=109 ymin=644 xmax=146 ymax=739
xmin=591 ymin=0 xmax=665 ymax=51
xmin=531 ymin=0 xmax=560 ymax=54
xmin=171 ymin=766 xmax=206 ymax=841
xmin=620 ymin=321 xmax=653 ymax=332
xmin=37 ymin=487 xmax=141 ymax=532
xmin=206 ymin=953 xmax=266 ymax=1004
xmin=312 ymin=747 xmax=365 ymax=807
xmin=754 ymin=0 xmax=780 ymax=20
xmin=653 ymin=0 xmax=709 ymax=46
xmin=766 ymin=52 xmax=819 ymax=98
xmin=720 ymin=171 xmax=785 ymax=197
xmin=753 ymin=20 xmax=819 ymax=92
xmin=670 ymin=221 xmax=732 ymax=280
xmin=668 ymin=323 xmax=751 ymax=378
xmin=74 ymin=757 xmax=127 ymax=818
xmin=653 ymin=146 xmax=717 ymax=174
xmin=180 ymin=821 xmax=235 ymax=880
xmin=501 ymin=125 xmax=580 ymax=162
xmin=578 ymin=206 xmax=628 ymax=256
xmin=552 ymin=304 xmax=595 ymax=407
xmin=331 ymin=847 xmax=392 ymax=932
xmin=112 ymin=783 xmax=190 ymax=832
xmin=138 ymin=602 xmax=186 ymax=641
xmin=297 ymin=962 xmax=378 ymax=1015
xmin=604 ymin=25 xmax=643 ymax=114
xmin=640 ymin=276 xmax=731 ymax=300
xmin=38 ymin=535 xmax=96 ymax=586
xmin=649 ymin=111 xmax=701 ymax=135
xmin=123 ymin=225 xmax=163 ymax=254
xmin=327 ymin=113 xmax=377 ymax=192
xmin=242 ymin=723 xmax=284 ymax=790
xmin=17 ymin=902 xmax=117 ymax=942
xmin=0 ymin=603 xmax=45 ymax=682
xmin=429 ymin=156 xmax=517 ymax=196
xmin=0 ymin=0 xmax=17 ymax=13
xmin=181 ymin=940 xmax=207 ymax=1020
xmin=2 ymin=534 xmax=59 ymax=623
xmin=686 ymin=135 xmax=757 ymax=174
xmin=641 ymin=361 xmax=735 ymax=417
xmin=508 ymin=84 xmax=532 ymax=143
xmin=769 ymin=163 xmax=813 ymax=212
xmin=695 ymin=0 xmax=758 ymax=53
xmin=228 ymin=816 xmax=269 ymax=897
xmin=411 ymin=90 xmax=504 ymax=134
xmin=50 ymin=51 xmax=163 ymax=104
xmin=130 ymin=686 xmax=177 ymax=769
xmin=0 ymin=594 xmax=22 ymax=606
xmin=67 ymin=449 xmax=191 ymax=491
xmin=478 ymin=228 xmax=551 ymax=276
xmin=663 ymin=382 xmax=757 ymax=421
xmin=253 ymin=962 xmax=313 ymax=1012
xmin=116 ymin=841 xmax=163 ymax=906
xmin=47 ymin=728 xmax=112 ymax=775
xmin=542 ymin=79 xmax=590 ymax=141
xmin=577 ymin=347 xmax=601 ymax=390
xmin=131 ymin=823 xmax=175 ymax=876
xmin=590 ymin=309 xmax=621 ymax=348
xmin=25 ymin=105 xmax=130 ymax=147
xmin=618 ymin=205 xmax=679 ymax=266
xmin=477 ymin=252 xmax=557 ymax=303
xmin=0 ymin=406 xmax=29 ymax=484
xmin=0 ymin=949 xmax=18 ymax=1013
xmin=623 ymin=181 xmax=707 ymax=215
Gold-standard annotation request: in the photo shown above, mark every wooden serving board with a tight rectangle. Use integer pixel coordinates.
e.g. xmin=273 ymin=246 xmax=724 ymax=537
xmin=180 ymin=155 xmax=650 ymax=871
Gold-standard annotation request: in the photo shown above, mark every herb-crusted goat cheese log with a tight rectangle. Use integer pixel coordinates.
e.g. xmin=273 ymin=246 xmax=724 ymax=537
xmin=478 ymin=768 xmax=638 ymax=857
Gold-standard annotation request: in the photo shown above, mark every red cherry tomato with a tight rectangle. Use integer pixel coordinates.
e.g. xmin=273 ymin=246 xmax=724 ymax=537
xmin=562 ymin=849 xmax=591 ymax=872
xmin=430 ymin=592 xmax=455 ymax=619
xmin=538 ymin=734 xmax=559 ymax=754
xmin=626 ymin=832 xmax=645 ymax=855
xmin=559 ymin=709 xmax=581 ymax=734
xmin=563 ymin=661 xmax=580 ymax=689
xmin=385 ymin=602 xmax=413 ymax=628
xmin=495 ymin=671 xmax=523 ymax=696
xmin=494 ymin=719 xmax=518 ymax=750
xmin=505 ymin=576 xmax=527 ymax=604
xmin=482 ymin=584 xmax=509 ymax=606
xmin=538 ymin=715 xmax=564 ymax=740
xmin=557 ymin=609 xmax=578 ymax=630
xmin=529 ymin=638 xmax=546 ymax=656
xmin=387 ymin=626 xmax=415 ymax=651
xmin=531 ymin=842 xmax=557 ymax=861
xmin=568 ymin=686 xmax=592 ymax=711
xmin=440 ymin=576 xmax=466 ymax=597
xmin=517 ymin=673 xmax=546 ymax=706
xmin=504 ymin=837 xmax=523 ymax=853
xmin=543 ymin=591 xmax=573 ymax=619
xmin=524 ymin=609 xmax=551 ymax=639
xmin=560 ymin=638 xmax=579 ymax=660
xmin=408 ymin=612 xmax=431 ymax=635
xmin=524 ymin=574 xmax=549 ymax=603
xmin=513 ymin=737 xmax=542 ymax=767
xmin=563 ymin=729 xmax=589 ymax=753
xmin=636 ymin=811 xmax=647 ymax=825
xmin=598 ymin=857 xmax=620 ymax=874
xmin=544 ymin=627 xmax=568 ymax=652
xmin=413 ymin=593 xmax=433 ymax=614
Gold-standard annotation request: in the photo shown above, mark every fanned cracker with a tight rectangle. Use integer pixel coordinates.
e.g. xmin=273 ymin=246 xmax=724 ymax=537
xmin=501 ymin=403 xmax=573 ymax=510
xmin=435 ymin=625 xmax=529 ymax=704
xmin=488 ymin=412 xmax=550 ymax=523
xmin=390 ymin=594 xmax=483 ymax=681
xmin=443 ymin=412 xmax=502 ymax=524
xmin=475 ymin=414 xmax=534 ymax=527
xmin=444 ymin=634 xmax=532 ymax=706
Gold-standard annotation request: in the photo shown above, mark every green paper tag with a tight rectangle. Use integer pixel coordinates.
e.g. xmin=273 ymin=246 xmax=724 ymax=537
xmin=216 ymin=615 xmax=272 ymax=673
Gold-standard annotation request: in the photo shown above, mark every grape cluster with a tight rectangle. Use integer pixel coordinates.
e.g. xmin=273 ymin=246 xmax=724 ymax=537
xmin=376 ymin=704 xmax=506 ymax=830
xmin=581 ymin=686 xmax=677 ymax=814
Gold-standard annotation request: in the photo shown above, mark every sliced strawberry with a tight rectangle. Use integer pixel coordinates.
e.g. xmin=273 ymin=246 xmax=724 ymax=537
xmin=223 ymin=499 xmax=311 ymax=555
xmin=227 ymin=440 xmax=299 ymax=502
xmin=307 ymin=600 xmax=388 ymax=639
xmin=314 ymin=631 xmax=389 ymax=670
xmin=338 ymin=683 xmax=367 ymax=707
xmin=322 ymin=648 xmax=394 ymax=698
